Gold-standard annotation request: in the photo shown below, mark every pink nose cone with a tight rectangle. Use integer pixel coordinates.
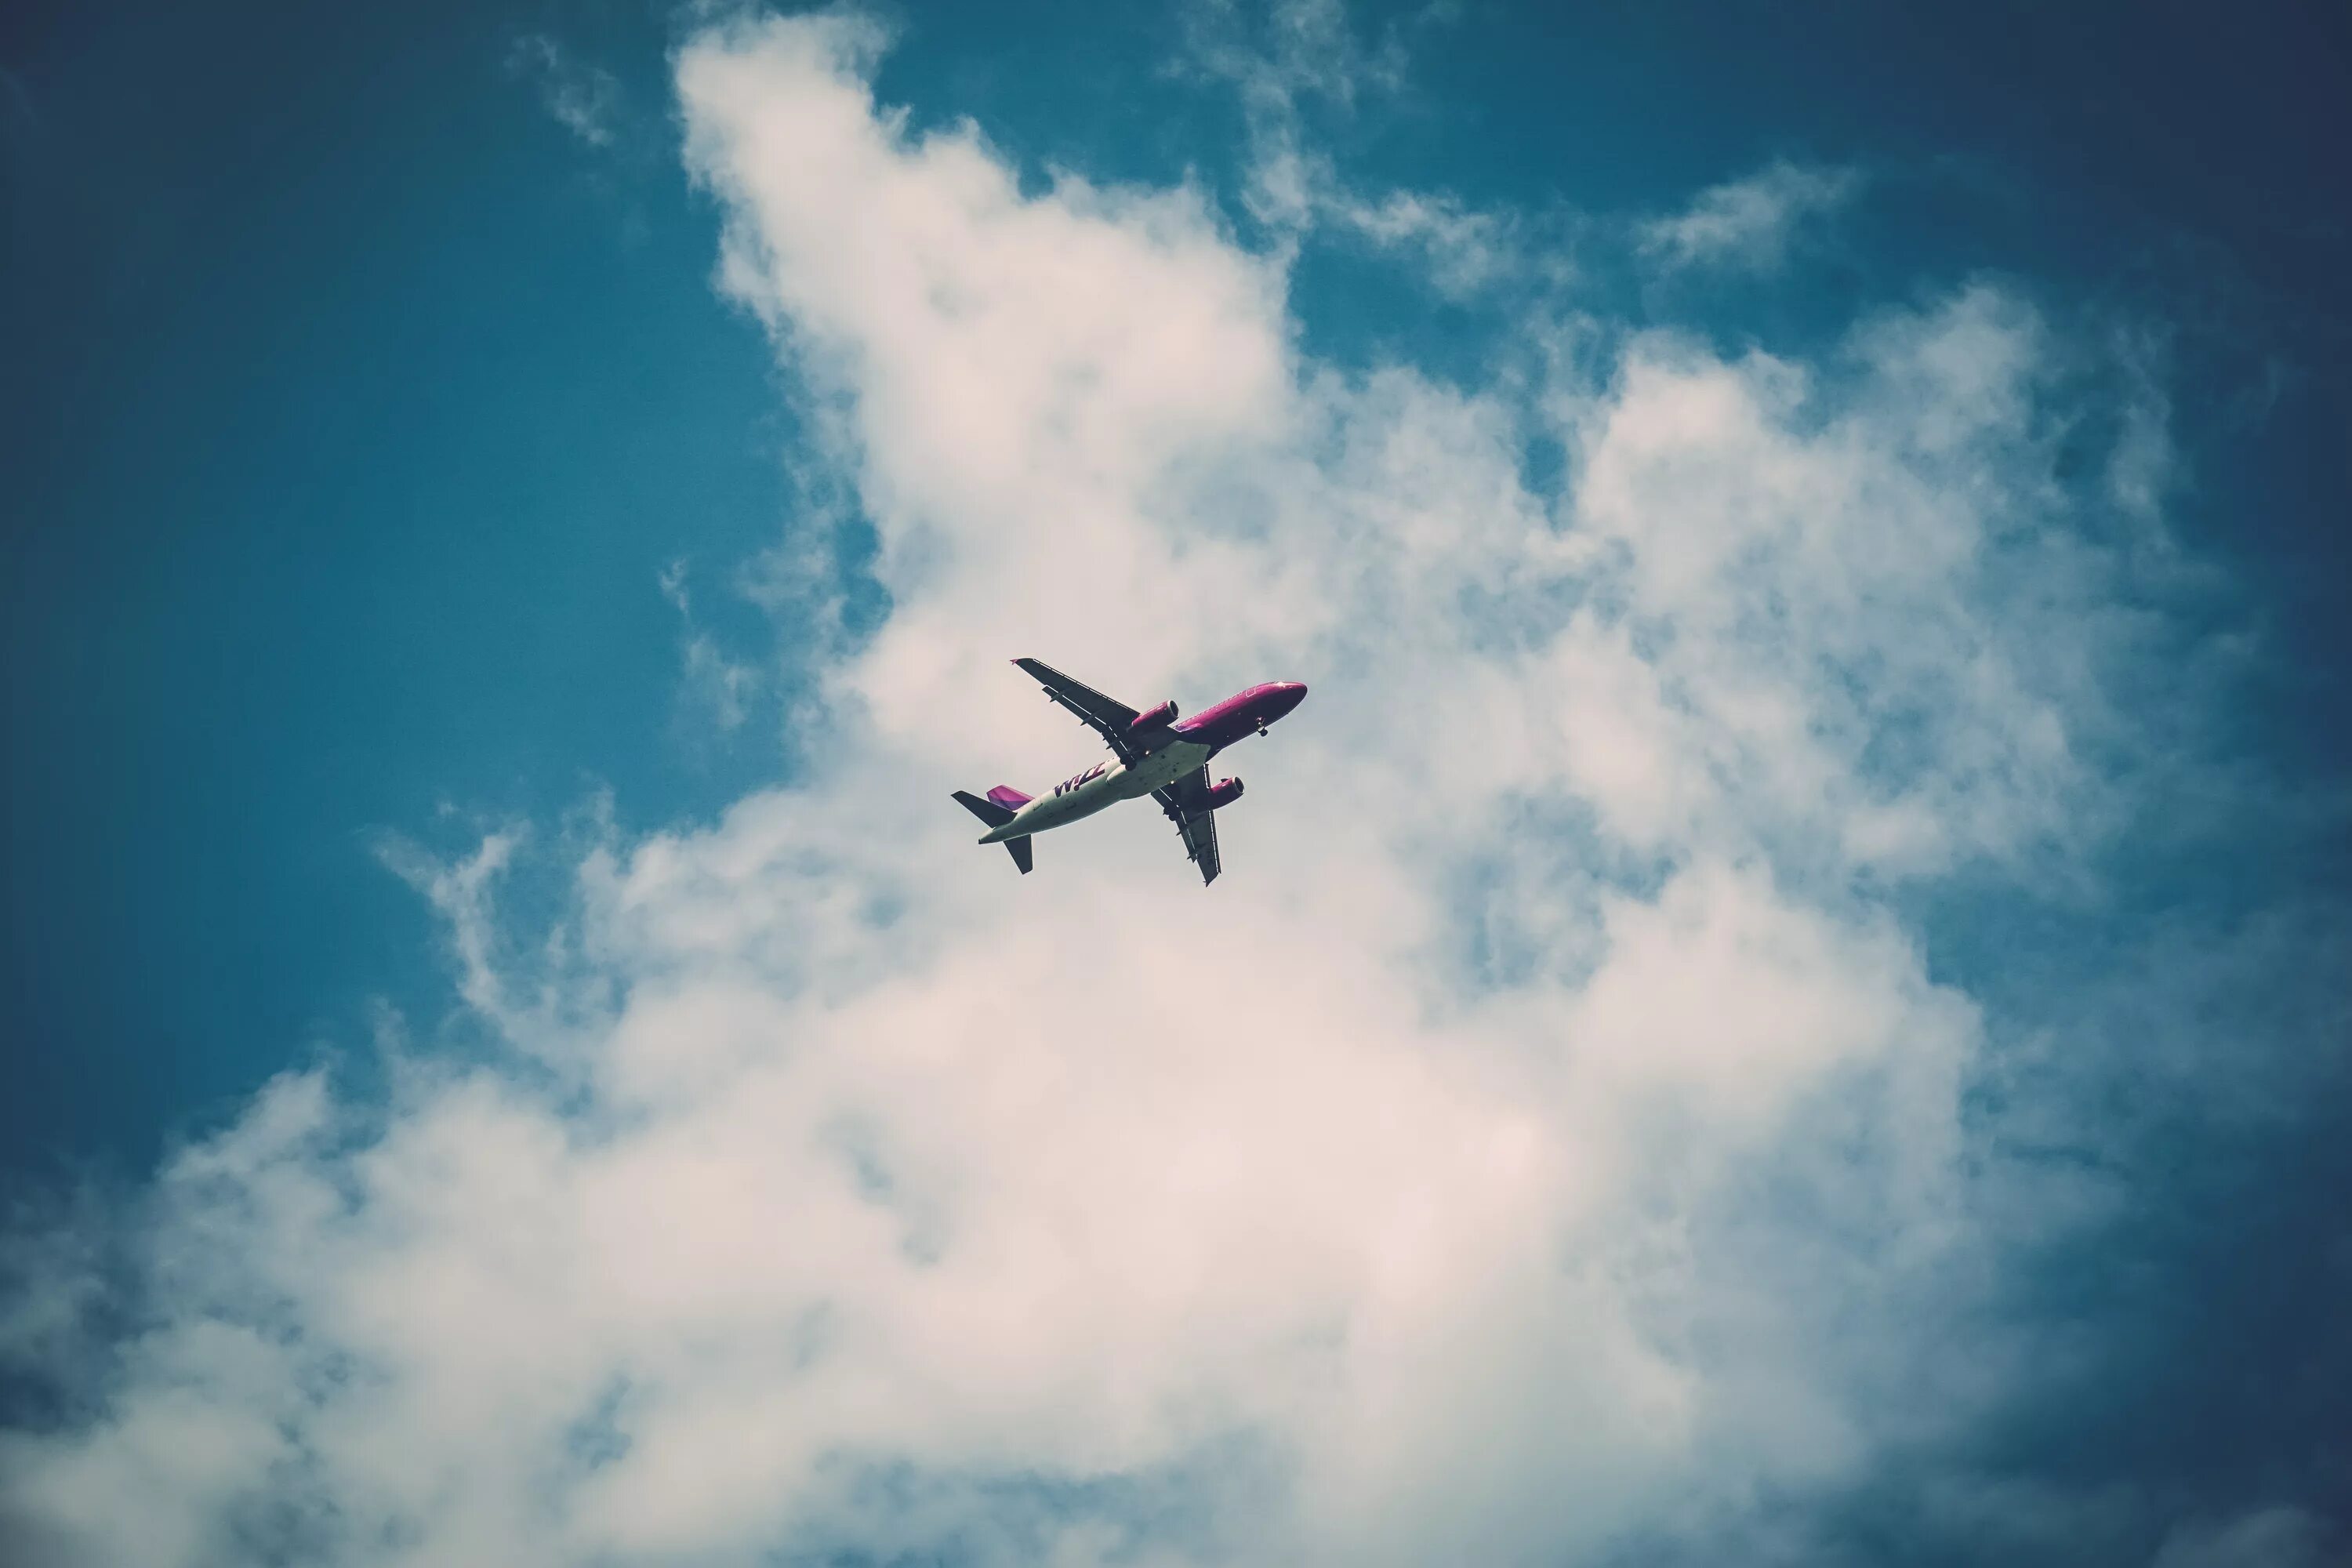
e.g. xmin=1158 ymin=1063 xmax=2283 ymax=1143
xmin=1273 ymin=681 xmax=1308 ymax=717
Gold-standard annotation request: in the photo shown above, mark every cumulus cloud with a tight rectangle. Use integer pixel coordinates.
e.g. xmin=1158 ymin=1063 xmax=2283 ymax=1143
xmin=1639 ymin=158 xmax=1863 ymax=272
xmin=0 ymin=12 xmax=2317 ymax=1568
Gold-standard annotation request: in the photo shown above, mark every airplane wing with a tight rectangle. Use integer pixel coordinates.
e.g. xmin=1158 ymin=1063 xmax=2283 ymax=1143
xmin=1013 ymin=657 xmax=1145 ymax=764
xmin=1153 ymin=768 xmax=1223 ymax=887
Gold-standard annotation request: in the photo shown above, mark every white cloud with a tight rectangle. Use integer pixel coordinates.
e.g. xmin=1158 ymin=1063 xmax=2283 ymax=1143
xmin=0 ymin=14 xmax=2227 ymax=1568
xmin=1639 ymin=158 xmax=1863 ymax=272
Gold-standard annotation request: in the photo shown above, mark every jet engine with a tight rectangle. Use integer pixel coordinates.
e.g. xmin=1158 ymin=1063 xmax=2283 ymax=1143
xmin=1130 ymin=699 xmax=1179 ymax=733
xmin=1206 ymin=776 xmax=1244 ymax=810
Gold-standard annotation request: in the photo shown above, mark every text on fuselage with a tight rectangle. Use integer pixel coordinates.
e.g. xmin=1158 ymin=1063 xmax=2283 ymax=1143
xmin=1054 ymin=761 xmax=1110 ymax=797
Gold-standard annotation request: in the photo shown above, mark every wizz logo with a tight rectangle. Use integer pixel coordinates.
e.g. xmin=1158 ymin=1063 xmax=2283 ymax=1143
xmin=1054 ymin=762 xmax=1109 ymax=797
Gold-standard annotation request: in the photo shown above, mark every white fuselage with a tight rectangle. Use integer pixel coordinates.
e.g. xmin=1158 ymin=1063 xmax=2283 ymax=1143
xmin=978 ymin=739 xmax=1214 ymax=843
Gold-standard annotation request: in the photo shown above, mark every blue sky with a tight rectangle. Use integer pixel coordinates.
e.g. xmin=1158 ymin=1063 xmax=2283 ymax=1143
xmin=2 ymin=3 xmax=2349 ymax=1566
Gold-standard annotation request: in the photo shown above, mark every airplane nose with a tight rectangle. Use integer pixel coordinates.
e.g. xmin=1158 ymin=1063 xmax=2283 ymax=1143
xmin=1279 ymin=681 xmax=1308 ymax=713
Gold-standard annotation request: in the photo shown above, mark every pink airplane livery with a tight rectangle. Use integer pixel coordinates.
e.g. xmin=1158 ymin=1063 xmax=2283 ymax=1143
xmin=953 ymin=658 xmax=1309 ymax=886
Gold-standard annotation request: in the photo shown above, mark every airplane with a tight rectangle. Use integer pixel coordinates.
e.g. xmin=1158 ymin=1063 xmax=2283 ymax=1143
xmin=952 ymin=658 xmax=1308 ymax=886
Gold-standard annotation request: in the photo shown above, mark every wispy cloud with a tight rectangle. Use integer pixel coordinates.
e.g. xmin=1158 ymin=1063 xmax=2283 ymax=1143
xmin=1327 ymin=186 xmax=1538 ymax=299
xmin=1183 ymin=0 xmax=1437 ymax=239
xmin=507 ymin=33 xmax=622 ymax=149
xmin=2151 ymin=1507 xmax=2335 ymax=1568
xmin=659 ymin=561 xmax=760 ymax=736
xmin=1639 ymin=158 xmax=1863 ymax=272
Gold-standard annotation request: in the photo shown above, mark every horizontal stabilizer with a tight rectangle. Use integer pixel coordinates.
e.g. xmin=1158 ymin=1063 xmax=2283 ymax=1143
xmin=955 ymin=791 xmax=1033 ymax=875
xmin=952 ymin=789 xmax=1017 ymax=829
